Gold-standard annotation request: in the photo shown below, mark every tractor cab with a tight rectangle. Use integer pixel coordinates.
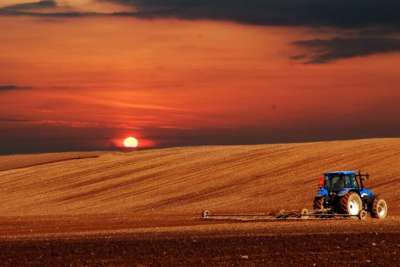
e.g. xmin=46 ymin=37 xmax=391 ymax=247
xmin=324 ymin=171 xmax=362 ymax=192
xmin=318 ymin=171 xmax=373 ymax=198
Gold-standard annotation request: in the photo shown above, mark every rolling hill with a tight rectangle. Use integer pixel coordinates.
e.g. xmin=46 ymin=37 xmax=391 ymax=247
xmin=0 ymin=138 xmax=399 ymax=217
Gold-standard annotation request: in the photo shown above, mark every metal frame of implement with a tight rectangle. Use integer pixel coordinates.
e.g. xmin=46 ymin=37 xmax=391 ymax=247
xmin=201 ymin=209 xmax=367 ymax=221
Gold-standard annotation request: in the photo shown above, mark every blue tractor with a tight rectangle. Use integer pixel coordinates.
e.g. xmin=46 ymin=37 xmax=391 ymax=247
xmin=313 ymin=171 xmax=388 ymax=219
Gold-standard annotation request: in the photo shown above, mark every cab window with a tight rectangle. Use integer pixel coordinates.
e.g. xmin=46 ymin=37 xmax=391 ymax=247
xmin=344 ymin=174 xmax=358 ymax=188
xmin=325 ymin=174 xmax=358 ymax=190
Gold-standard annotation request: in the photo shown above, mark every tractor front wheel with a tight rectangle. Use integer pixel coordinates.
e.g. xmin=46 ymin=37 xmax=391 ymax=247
xmin=371 ymin=198 xmax=388 ymax=219
xmin=340 ymin=192 xmax=362 ymax=216
xmin=313 ymin=197 xmax=324 ymax=210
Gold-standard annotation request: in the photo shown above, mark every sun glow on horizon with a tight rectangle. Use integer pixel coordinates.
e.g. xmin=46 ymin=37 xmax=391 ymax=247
xmin=123 ymin=136 xmax=139 ymax=148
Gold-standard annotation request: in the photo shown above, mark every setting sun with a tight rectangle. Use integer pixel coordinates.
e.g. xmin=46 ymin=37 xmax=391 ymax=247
xmin=123 ymin=136 xmax=139 ymax=148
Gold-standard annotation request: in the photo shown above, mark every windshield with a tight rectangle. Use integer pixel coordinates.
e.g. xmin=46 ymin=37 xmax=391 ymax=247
xmin=325 ymin=174 xmax=358 ymax=191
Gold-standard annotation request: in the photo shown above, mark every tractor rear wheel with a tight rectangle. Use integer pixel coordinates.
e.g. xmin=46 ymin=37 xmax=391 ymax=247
xmin=313 ymin=197 xmax=324 ymax=210
xmin=371 ymin=198 xmax=388 ymax=219
xmin=340 ymin=192 xmax=362 ymax=216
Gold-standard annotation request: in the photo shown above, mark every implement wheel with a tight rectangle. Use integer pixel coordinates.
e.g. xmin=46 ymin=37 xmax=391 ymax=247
xmin=202 ymin=210 xmax=210 ymax=219
xmin=371 ymin=198 xmax=388 ymax=219
xmin=313 ymin=197 xmax=324 ymax=210
xmin=340 ymin=192 xmax=362 ymax=216
xmin=359 ymin=210 xmax=368 ymax=220
xmin=301 ymin=208 xmax=309 ymax=219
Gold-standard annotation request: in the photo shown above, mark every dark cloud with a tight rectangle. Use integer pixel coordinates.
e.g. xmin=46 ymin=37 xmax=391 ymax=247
xmin=292 ymin=37 xmax=400 ymax=63
xmin=109 ymin=0 xmax=400 ymax=28
xmin=0 ymin=0 xmax=91 ymax=17
xmin=2 ymin=1 xmax=400 ymax=63
xmin=0 ymin=11 xmax=91 ymax=17
xmin=0 ymin=84 xmax=31 ymax=91
xmin=1 ymin=0 xmax=400 ymax=29
xmin=0 ymin=85 xmax=18 ymax=91
xmin=109 ymin=1 xmax=400 ymax=63
xmin=0 ymin=0 xmax=104 ymax=16
xmin=0 ymin=0 xmax=56 ymax=13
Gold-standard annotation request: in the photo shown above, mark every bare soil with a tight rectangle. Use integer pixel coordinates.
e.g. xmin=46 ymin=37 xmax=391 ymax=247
xmin=0 ymin=216 xmax=399 ymax=266
xmin=0 ymin=139 xmax=399 ymax=265
xmin=0 ymin=138 xmax=399 ymax=216
xmin=0 ymin=152 xmax=101 ymax=172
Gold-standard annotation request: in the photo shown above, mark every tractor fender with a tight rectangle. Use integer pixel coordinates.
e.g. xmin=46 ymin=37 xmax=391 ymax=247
xmin=337 ymin=188 xmax=352 ymax=197
xmin=316 ymin=187 xmax=329 ymax=197
xmin=360 ymin=188 xmax=374 ymax=200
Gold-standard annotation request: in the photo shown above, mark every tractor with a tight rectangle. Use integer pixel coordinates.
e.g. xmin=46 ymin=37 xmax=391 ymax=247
xmin=313 ymin=171 xmax=388 ymax=219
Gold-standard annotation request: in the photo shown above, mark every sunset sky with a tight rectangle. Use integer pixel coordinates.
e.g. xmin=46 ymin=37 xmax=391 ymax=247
xmin=1 ymin=0 xmax=400 ymax=153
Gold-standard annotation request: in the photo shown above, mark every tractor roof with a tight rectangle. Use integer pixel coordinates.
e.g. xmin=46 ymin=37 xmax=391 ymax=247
xmin=325 ymin=171 xmax=356 ymax=176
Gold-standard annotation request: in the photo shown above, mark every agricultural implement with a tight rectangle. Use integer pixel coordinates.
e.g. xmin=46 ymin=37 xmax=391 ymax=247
xmin=202 ymin=208 xmax=368 ymax=221
xmin=202 ymin=170 xmax=387 ymax=222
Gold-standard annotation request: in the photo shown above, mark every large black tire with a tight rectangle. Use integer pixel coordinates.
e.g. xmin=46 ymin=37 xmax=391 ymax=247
xmin=371 ymin=198 xmax=388 ymax=219
xmin=313 ymin=197 xmax=324 ymax=210
xmin=340 ymin=192 xmax=362 ymax=216
xmin=359 ymin=210 xmax=368 ymax=220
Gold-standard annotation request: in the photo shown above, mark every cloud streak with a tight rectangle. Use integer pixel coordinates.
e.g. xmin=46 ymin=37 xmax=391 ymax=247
xmin=0 ymin=0 xmax=56 ymax=10
xmin=0 ymin=84 xmax=30 ymax=91
xmin=112 ymin=0 xmax=400 ymax=63
xmin=109 ymin=0 xmax=400 ymax=28
xmin=0 ymin=0 xmax=130 ymax=16
xmin=0 ymin=0 xmax=56 ymax=14
xmin=292 ymin=37 xmax=400 ymax=63
xmin=1 ymin=0 xmax=399 ymax=29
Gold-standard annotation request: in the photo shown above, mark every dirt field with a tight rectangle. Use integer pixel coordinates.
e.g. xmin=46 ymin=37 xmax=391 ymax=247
xmin=0 ymin=216 xmax=399 ymax=266
xmin=0 ymin=138 xmax=399 ymax=216
xmin=1 ymin=231 xmax=400 ymax=266
xmin=0 ymin=138 xmax=399 ymax=265
xmin=0 ymin=152 xmax=101 ymax=172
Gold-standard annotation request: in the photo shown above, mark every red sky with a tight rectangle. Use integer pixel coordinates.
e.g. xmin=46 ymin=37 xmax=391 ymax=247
xmin=1 ymin=1 xmax=400 ymax=153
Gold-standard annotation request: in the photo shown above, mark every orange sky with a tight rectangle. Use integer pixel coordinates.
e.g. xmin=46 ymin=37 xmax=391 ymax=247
xmin=0 ymin=13 xmax=400 ymax=153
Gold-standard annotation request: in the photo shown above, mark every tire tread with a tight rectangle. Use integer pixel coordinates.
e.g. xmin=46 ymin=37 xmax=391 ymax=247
xmin=340 ymin=192 xmax=362 ymax=215
xmin=371 ymin=197 xmax=388 ymax=219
